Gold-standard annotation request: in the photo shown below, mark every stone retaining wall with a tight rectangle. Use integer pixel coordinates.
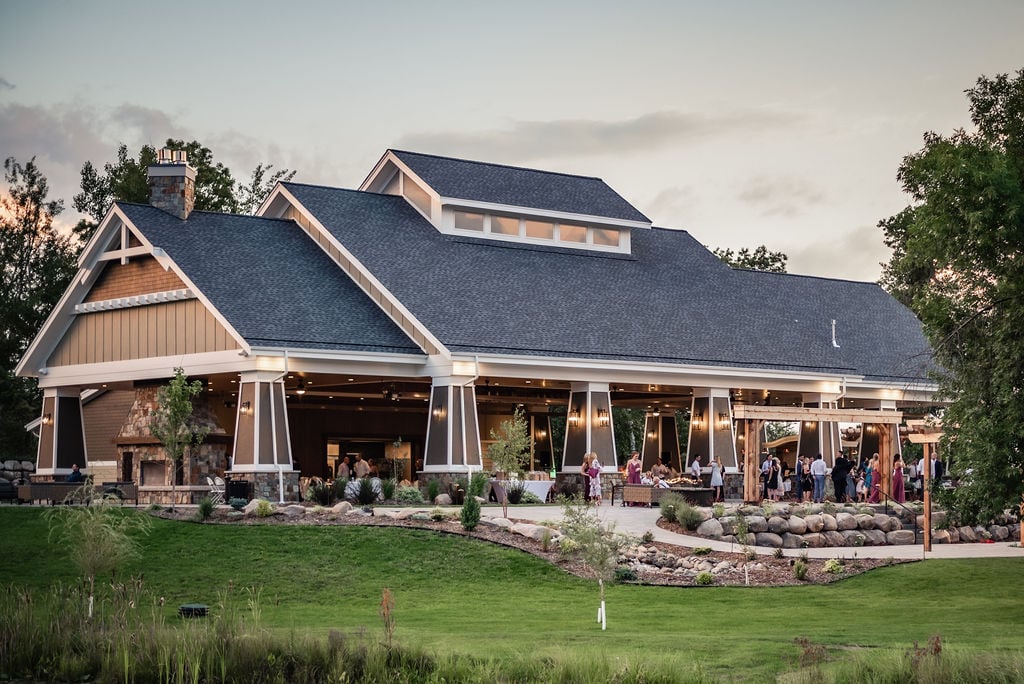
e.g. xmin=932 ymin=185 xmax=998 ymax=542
xmin=682 ymin=503 xmax=1020 ymax=548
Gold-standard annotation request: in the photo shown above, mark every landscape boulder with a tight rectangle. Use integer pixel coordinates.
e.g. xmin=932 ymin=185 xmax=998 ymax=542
xmin=754 ymin=532 xmax=783 ymax=548
xmin=696 ymin=518 xmax=724 ymax=539
xmin=886 ymin=530 xmax=916 ymax=545
xmin=767 ymin=516 xmax=789 ymax=534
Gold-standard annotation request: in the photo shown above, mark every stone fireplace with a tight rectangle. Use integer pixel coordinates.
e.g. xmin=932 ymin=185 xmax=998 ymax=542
xmin=116 ymin=383 xmax=230 ymax=505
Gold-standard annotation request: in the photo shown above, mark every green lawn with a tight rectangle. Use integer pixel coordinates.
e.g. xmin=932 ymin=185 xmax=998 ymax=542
xmin=3 ymin=506 xmax=1022 ymax=682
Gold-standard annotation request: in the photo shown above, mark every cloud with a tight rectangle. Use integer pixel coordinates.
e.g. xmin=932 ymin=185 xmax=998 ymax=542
xmin=0 ymin=77 xmax=14 ymax=91
xmin=786 ymin=223 xmax=890 ymax=282
xmin=737 ymin=175 xmax=826 ymax=218
xmin=397 ymin=109 xmax=800 ymax=163
xmin=645 ymin=185 xmax=699 ymax=228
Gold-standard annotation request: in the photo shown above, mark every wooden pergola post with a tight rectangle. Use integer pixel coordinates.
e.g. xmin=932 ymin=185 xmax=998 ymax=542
xmin=742 ymin=419 xmax=763 ymax=503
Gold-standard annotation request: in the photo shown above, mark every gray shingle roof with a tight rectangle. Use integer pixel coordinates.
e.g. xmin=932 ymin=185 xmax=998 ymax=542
xmin=283 ymin=182 xmax=935 ymax=382
xmin=116 ymin=203 xmax=422 ymax=355
xmin=390 ymin=150 xmax=651 ymax=224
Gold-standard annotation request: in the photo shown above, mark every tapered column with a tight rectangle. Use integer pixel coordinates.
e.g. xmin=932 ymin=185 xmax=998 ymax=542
xmin=36 ymin=387 xmax=87 ymax=478
xmin=231 ymin=371 xmax=294 ymax=471
xmin=686 ymin=389 xmax=737 ymax=470
xmin=423 ymin=376 xmax=482 ymax=473
xmin=796 ymin=394 xmax=842 ymax=466
xmin=561 ymin=382 xmax=616 ymax=472
xmin=641 ymin=410 xmax=681 ymax=473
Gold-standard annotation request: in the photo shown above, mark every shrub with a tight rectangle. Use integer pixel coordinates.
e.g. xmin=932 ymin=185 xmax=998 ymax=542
xmin=693 ymin=546 xmax=712 ymax=555
xmin=558 ymin=537 xmax=580 ymax=557
xmin=519 ymin=491 xmax=542 ymax=505
xmin=659 ymin=493 xmax=687 ymax=523
xmin=255 ymin=499 xmax=274 ymax=517
xmin=641 ymin=530 xmax=655 ymax=544
xmin=614 ymin=566 xmax=637 ymax=583
xmin=468 ymin=471 xmax=490 ymax=498
xmin=793 ymin=559 xmax=809 ymax=580
xmin=147 ymin=503 xmax=162 ymax=512
xmin=824 ymin=558 xmax=844 ymax=574
xmin=356 ymin=478 xmax=378 ymax=506
xmin=306 ymin=479 xmax=335 ymax=506
xmin=505 ymin=480 xmax=527 ymax=504
xmin=380 ymin=478 xmax=397 ymax=501
xmin=228 ymin=497 xmax=246 ymax=511
xmin=332 ymin=477 xmax=348 ymax=501
xmin=196 ymin=497 xmax=215 ymax=521
xmin=774 ymin=547 xmax=784 ymax=559
xmin=396 ymin=486 xmax=424 ymax=504
xmin=426 ymin=478 xmax=441 ymax=503
xmin=713 ymin=503 xmax=725 ymax=518
xmin=695 ymin=571 xmax=715 ymax=585
xmin=540 ymin=527 xmax=552 ymax=551
xmin=430 ymin=507 xmax=447 ymax=522
xmin=676 ymin=502 xmax=704 ymax=531
xmin=460 ymin=495 xmax=481 ymax=530
xmin=744 ymin=548 xmax=758 ymax=561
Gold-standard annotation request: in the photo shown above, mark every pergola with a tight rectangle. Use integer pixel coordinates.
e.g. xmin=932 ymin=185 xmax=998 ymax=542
xmin=734 ymin=405 xmax=903 ymax=503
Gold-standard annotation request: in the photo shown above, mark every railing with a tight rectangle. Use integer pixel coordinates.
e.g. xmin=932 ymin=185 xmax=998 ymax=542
xmin=876 ymin=488 xmax=921 ymax=543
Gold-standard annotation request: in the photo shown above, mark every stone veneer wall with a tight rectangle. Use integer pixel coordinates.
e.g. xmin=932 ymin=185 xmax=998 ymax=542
xmin=117 ymin=384 xmax=229 ymax=505
xmin=227 ymin=471 xmax=301 ymax=503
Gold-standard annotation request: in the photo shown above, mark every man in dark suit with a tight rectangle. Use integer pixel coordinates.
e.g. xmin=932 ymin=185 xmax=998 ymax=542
xmin=831 ymin=452 xmax=850 ymax=502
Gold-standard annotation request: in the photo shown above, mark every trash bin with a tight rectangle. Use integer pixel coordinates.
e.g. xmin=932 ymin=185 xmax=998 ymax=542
xmin=225 ymin=479 xmax=251 ymax=501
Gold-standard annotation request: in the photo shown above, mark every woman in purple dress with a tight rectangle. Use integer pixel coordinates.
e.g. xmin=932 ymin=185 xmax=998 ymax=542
xmin=892 ymin=455 xmax=906 ymax=503
xmin=626 ymin=451 xmax=642 ymax=485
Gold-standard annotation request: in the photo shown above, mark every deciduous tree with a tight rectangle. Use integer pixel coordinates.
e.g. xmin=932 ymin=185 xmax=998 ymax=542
xmin=0 ymin=157 xmax=77 ymax=459
xmin=713 ymin=245 xmax=788 ymax=272
xmin=879 ymin=69 xmax=1024 ymax=524
xmin=73 ymin=140 xmax=295 ymax=240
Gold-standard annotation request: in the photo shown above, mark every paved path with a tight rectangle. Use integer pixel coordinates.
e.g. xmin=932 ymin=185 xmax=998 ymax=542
xmin=484 ymin=503 xmax=1024 ymax=560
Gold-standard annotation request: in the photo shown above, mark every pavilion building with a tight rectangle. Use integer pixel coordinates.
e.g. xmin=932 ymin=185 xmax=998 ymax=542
xmin=17 ymin=149 xmax=936 ymax=504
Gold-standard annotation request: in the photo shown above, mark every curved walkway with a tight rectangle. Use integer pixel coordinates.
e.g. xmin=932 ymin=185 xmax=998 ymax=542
xmin=488 ymin=503 xmax=1024 ymax=560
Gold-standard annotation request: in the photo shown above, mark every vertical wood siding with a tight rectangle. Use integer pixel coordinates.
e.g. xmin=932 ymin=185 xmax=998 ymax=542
xmin=48 ymin=300 xmax=239 ymax=366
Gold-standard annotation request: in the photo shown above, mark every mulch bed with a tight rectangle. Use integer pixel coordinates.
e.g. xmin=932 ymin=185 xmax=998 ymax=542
xmin=151 ymin=505 xmax=913 ymax=587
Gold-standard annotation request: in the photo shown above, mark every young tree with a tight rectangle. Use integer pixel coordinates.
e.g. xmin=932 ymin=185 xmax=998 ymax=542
xmin=0 ymin=157 xmax=78 ymax=458
xmin=149 ymin=368 xmax=210 ymax=512
xmin=486 ymin=406 xmax=532 ymax=477
xmin=712 ymin=245 xmax=788 ymax=273
xmin=879 ymin=69 xmax=1024 ymax=524
xmin=236 ymin=163 xmax=297 ymax=215
xmin=558 ymin=496 xmax=633 ymax=630
xmin=46 ymin=486 xmax=152 ymax=619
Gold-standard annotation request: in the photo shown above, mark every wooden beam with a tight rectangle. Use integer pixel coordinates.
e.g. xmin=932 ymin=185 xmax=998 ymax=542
xmin=907 ymin=433 xmax=943 ymax=444
xmin=733 ymin=405 xmax=903 ymax=424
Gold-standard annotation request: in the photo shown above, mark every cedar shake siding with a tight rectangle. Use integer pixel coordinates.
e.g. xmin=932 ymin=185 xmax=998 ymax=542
xmin=84 ymin=256 xmax=187 ymax=302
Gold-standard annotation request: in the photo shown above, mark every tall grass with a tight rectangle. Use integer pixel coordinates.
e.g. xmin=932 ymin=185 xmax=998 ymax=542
xmin=0 ymin=579 xmax=717 ymax=683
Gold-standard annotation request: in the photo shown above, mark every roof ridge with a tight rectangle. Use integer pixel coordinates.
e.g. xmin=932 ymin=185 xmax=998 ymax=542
xmin=389 ymin=149 xmax=606 ymax=183
xmin=734 ymin=267 xmax=882 ymax=288
xmin=117 ymin=201 xmax=294 ymax=224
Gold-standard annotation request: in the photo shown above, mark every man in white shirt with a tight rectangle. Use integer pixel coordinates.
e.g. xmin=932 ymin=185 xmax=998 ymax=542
xmin=690 ymin=455 xmax=702 ymax=480
xmin=760 ymin=453 xmax=773 ymax=499
xmin=809 ymin=453 xmax=828 ymax=503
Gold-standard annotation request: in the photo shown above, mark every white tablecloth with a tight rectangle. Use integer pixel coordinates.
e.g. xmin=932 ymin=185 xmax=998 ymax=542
xmin=498 ymin=479 xmax=555 ymax=501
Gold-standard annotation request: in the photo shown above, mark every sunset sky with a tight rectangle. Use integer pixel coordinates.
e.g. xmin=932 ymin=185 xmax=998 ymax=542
xmin=2 ymin=0 xmax=1022 ymax=281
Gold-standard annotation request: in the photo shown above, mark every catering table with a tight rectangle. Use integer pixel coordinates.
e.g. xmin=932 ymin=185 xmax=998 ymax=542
xmin=493 ymin=479 xmax=556 ymax=502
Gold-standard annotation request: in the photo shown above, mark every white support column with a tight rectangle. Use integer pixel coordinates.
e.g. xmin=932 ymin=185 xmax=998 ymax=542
xmin=561 ymin=382 xmax=616 ymax=473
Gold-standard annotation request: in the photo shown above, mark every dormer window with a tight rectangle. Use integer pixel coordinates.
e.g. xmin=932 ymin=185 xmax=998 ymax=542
xmin=360 ymin=150 xmax=649 ymax=255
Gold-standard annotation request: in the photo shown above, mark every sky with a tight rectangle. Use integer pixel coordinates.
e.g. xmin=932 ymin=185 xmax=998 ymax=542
xmin=2 ymin=0 xmax=1022 ymax=282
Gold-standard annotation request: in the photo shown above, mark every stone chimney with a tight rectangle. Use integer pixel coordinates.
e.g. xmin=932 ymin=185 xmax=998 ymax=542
xmin=147 ymin=148 xmax=196 ymax=219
